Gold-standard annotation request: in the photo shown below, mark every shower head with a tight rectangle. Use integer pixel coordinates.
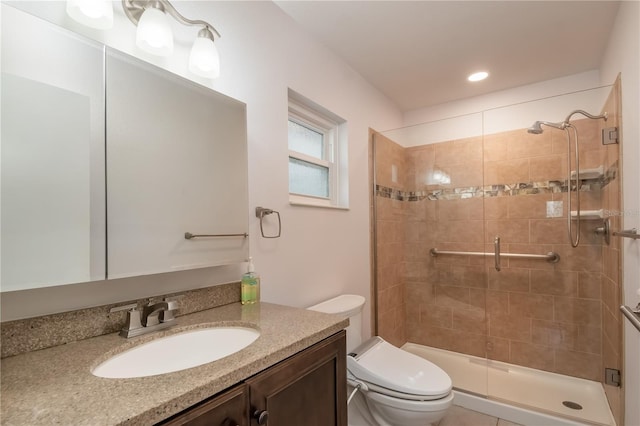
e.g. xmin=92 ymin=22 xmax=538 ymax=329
xmin=527 ymin=121 xmax=544 ymax=134
xmin=527 ymin=120 xmax=566 ymax=134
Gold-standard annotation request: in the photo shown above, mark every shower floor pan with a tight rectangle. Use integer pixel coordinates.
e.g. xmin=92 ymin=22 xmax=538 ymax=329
xmin=403 ymin=343 xmax=616 ymax=426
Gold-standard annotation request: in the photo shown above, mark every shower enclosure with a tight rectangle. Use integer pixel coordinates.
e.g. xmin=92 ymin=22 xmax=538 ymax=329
xmin=371 ymin=82 xmax=623 ymax=425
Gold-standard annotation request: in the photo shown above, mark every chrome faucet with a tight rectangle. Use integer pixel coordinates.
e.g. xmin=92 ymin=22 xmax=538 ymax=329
xmin=142 ymin=301 xmax=169 ymax=327
xmin=110 ymin=297 xmax=180 ymax=338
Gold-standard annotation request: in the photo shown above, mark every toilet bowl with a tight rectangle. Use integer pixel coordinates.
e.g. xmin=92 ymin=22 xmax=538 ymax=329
xmin=308 ymin=295 xmax=454 ymax=426
xmin=347 ymin=336 xmax=454 ymax=426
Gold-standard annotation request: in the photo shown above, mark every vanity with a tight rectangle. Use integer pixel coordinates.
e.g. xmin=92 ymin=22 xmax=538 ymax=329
xmin=0 ymin=302 xmax=348 ymax=425
xmin=162 ymin=329 xmax=345 ymax=426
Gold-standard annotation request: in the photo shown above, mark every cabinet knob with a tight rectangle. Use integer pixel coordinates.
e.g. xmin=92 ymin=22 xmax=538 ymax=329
xmin=253 ymin=409 xmax=269 ymax=425
xmin=221 ymin=419 xmax=239 ymax=426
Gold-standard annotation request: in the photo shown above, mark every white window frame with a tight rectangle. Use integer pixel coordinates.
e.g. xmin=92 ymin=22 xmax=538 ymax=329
xmin=288 ymin=92 xmax=348 ymax=209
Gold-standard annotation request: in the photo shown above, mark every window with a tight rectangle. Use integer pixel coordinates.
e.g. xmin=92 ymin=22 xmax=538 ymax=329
xmin=288 ymin=90 xmax=348 ymax=208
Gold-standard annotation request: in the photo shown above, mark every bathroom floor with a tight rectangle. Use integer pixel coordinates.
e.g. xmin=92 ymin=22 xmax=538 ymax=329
xmin=438 ymin=405 xmax=522 ymax=426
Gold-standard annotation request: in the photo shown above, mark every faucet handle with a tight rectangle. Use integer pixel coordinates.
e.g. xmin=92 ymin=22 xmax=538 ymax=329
xmin=109 ymin=302 xmax=138 ymax=313
xmin=160 ymin=296 xmax=181 ymax=322
xmin=119 ymin=308 xmax=143 ymax=337
xmin=163 ymin=294 xmax=184 ymax=302
xmin=109 ymin=303 xmax=144 ymax=337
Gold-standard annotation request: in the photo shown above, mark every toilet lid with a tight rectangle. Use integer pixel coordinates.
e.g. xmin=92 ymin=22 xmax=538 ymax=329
xmin=347 ymin=337 xmax=452 ymax=399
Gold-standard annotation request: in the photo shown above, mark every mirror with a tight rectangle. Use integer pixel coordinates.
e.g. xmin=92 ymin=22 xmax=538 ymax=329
xmin=0 ymin=5 xmax=249 ymax=291
xmin=1 ymin=5 xmax=106 ymax=291
xmin=106 ymin=49 xmax=248 ymax=279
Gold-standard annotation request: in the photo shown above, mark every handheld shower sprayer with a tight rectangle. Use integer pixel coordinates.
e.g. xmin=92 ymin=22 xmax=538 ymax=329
xmin=527 ymin=110 xmax=608 ymax=247
xmin=527 ymin=121 xmax=566 ymax=134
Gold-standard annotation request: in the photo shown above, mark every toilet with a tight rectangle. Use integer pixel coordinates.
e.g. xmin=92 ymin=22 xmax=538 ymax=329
xmin=308 ymin=294 xmax=454 ymax=426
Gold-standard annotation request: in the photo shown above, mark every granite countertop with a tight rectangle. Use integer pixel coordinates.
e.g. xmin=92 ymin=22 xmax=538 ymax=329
xmin=0 ymin=302 xmax=348 ymax=425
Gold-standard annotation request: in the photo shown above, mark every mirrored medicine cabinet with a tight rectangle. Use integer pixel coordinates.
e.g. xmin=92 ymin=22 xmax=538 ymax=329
xmin=0 ymin=5 xmax=249 ymax=292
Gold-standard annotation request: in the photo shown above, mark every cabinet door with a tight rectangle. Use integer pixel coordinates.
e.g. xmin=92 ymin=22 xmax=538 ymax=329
xmin=246 ymin=331 xmax=347 ymax=426
xmin=1 ymin=4 xmax=106 ymax=291
xmin=106 ymin=48 xmax=248 ymax=279
xmin=160 ymin=383 xmax=248 ymax=426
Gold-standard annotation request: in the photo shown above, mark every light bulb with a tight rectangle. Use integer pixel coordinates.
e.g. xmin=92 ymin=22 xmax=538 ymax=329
xmin=189 ymin=31 xmax=220 ymax=79
xmin=468 ymin=71 xmax=489 ymax=82
xmin=136 ymin=7 xmax=173 ymax=56
xmin=66 ymin=0 xmax=113 ymax=29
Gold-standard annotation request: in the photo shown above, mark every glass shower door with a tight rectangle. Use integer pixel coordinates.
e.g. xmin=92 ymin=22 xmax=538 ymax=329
xmin=374 ymin=112 xmax=489 ymax=397
xmin=481 ymin=85 xmax=620 ymax=425
xmin=374 ymin=83 xmax=621 ymax=424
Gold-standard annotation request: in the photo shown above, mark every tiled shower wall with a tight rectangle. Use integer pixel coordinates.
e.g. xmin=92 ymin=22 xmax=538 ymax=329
xmin=374 ymin=135 xmax=408 ymax=348
xmin=374 ymin=82 xmax=622 ymax=423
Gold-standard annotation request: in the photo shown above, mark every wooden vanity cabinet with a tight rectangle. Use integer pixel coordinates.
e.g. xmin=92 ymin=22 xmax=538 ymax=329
xmin=247 ymin=330 xmax=347 ymax=426
xmin=161 ymin=384 xmax=248 ymax=426
xmin=159 ymin=331 xmax=346 ymax=426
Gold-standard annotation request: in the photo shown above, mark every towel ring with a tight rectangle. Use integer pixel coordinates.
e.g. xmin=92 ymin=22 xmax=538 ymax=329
xmin=255 ymin=207 xmax=281 ymax=238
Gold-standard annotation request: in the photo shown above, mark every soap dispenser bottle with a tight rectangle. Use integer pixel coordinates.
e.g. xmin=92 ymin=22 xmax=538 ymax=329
xmin=241 ymin=257 xmax=260 ymax=305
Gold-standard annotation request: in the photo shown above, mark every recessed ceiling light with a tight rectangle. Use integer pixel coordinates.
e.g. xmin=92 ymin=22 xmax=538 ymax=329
xmin=468 ymin=71 xmax=489 ymax=82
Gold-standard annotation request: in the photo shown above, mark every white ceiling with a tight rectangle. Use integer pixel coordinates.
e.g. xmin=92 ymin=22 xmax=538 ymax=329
xmin=275 ymin=1 xmax=621 ymax=112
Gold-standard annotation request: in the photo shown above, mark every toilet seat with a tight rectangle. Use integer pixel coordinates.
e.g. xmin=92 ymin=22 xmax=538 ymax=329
xmin=348 ymin=378 xmax=448 ymax=402
xmin=365 ymin=388 xmax=455 ymax=411
xmin=347 ymin=337 xmax=452 ymax=401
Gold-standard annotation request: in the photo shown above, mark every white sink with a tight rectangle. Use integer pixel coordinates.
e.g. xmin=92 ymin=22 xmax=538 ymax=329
xmin=92 ymin=326 xmax=260 ymax=378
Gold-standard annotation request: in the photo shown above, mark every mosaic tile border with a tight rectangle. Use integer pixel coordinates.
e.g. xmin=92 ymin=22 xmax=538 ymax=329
xmin=377 ymin=162 xmax=618 ymax=202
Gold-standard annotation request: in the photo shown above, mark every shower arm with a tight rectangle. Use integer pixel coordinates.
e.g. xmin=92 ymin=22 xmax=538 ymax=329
xmin=563 ymin=110 xmax=608 ymax=124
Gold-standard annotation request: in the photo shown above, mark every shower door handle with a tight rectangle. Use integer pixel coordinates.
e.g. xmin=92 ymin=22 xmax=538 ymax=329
xmin=494 ymin=236 xmax=501 ymax=271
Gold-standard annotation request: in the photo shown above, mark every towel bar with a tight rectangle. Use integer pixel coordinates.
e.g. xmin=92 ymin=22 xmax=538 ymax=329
xmin=621 ymin=305 xmax=640 ymax=333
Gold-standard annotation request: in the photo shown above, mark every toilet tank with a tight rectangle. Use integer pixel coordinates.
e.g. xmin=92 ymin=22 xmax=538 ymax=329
xmin=307 ymin=294 xmax=365 ymax=352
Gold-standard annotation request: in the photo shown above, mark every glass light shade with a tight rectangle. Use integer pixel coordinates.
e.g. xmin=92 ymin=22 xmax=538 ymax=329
xmin=189 ymin=37 xmax=220 ymax=79
xmin=136 ymin=7 xmax=174 ymax=57
xmin=66 ymin=0 xmax=113 ymax=29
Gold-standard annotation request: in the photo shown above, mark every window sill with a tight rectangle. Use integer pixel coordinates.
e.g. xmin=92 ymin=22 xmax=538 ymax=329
xmin=290 ymin=201 xmax=350 ymax=210
xmin=289 ymin=194 xmax=349 ymax=210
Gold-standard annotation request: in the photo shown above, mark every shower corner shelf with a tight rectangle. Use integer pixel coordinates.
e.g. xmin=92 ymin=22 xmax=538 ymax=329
xmin=570 ymin=165 xmax=604 ymax=180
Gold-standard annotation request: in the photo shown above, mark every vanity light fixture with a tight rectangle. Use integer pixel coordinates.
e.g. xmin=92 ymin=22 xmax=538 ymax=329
xmin=188 ymin=27 xmax=221 ymax=79
xmin=134 ymin=2 xmax=174 ymax=56
xmin=66 ymin=0 xmax=222 ymax=79
xmin=66 ymin=0 xmax=114 ymax=29
xmin=124 ymin=0 xmax=221 ymax=78
xmin=467 ymin=71 xmax=489 ymax=82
